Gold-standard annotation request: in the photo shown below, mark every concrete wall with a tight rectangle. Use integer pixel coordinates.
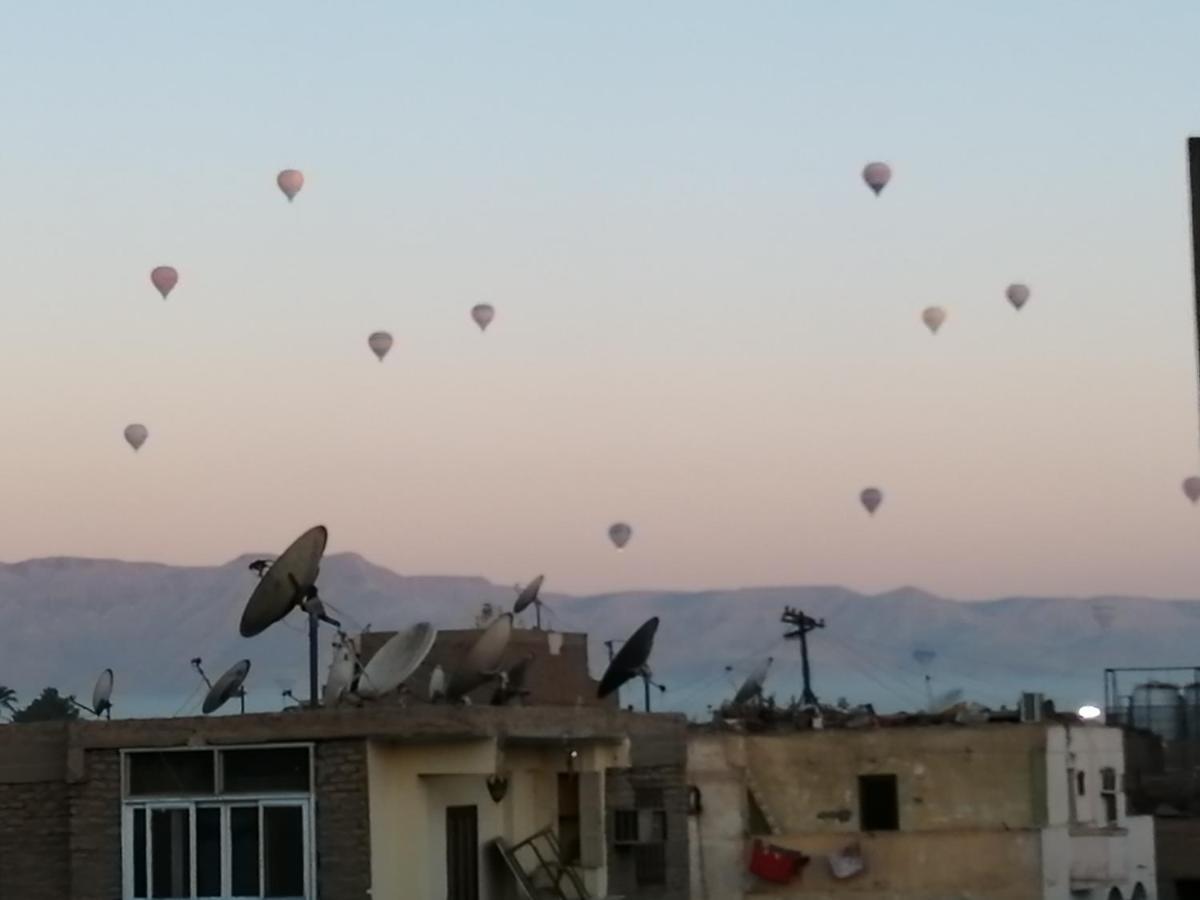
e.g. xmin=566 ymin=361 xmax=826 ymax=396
xmin=1047 ymin=724 xmax=1127 ymax=828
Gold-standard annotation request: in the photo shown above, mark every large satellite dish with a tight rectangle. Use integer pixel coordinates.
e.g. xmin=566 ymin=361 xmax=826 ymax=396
xmin=733 ymin=657 xmax=772 ymax=706
xmin=598 ymin=617 xmax=659 ymax=701
xmin=356 ymin=623 xmax=438 ymax=700
xmin=446 ymin=613 xmax=514 ymax=702
xmin=513 ymin=575 xmax=544 ymax=614
xmin=240 ymin=526 xmax=328 ymax=637
xmin=92 ymin=668 xmax=114 ymax=718
xmin=202 ymin=660 xmax=251 ymax=715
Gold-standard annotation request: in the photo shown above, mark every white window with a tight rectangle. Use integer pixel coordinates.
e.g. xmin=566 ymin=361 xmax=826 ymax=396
xmin=120 ymin=746 xmax=314 ymax=900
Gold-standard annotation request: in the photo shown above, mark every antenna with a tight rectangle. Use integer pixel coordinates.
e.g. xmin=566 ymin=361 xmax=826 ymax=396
xmin=355 ymin=623 xmax=438 ymax=701
xmin=445 ymin=614 xmax=514 ymax=703
xmin=239 ymin=526 xmax=342 ymax=708
xmin=781 ymin=607 xmax=824 ymax=707
xmin=193 ymin=658 xmax=248 ymax=714
xmin=71 ymin=668 xmax=115 ymax=719
xmin=598 ymin=618 xmax=664 ymax=712
xmin=513 ymin=574 xmax=546 ymax=629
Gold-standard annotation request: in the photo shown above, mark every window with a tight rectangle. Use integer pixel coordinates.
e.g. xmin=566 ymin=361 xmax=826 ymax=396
xmin=612 ymin=783 xmax=670 ymax=888
xmin=858 ymin=774 xmax=899 ymax=832
xmin=1100 ymin=767 xmax=1119 ymax=825
xmin=122 ymin=746 xmax=313 ymax=900
xmin=614 ymin=810 xmax=639 ymax=844
xmin=1076 ymin=771 xmax=1086 ymax=796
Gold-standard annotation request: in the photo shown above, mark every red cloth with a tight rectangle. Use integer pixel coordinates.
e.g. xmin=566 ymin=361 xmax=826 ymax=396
xmin=748 ymin=839 xmax=810 ymax=884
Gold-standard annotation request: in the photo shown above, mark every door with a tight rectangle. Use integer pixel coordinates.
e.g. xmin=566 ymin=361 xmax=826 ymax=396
xmin=445 ymin=805 xmax=479 ymax=900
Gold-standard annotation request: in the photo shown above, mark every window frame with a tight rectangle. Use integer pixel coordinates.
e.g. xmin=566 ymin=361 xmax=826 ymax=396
xmin=1099 ymin=766 xmax=1119 ymax=825
xmin=120 ymin=744 xmax=315 ymax=900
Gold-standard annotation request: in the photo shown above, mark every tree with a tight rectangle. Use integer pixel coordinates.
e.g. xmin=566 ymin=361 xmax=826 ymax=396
xmin=0 ymin=686 xmax=17 ymax=720
xmin=12 ymin=687 xmax=79 ymax=723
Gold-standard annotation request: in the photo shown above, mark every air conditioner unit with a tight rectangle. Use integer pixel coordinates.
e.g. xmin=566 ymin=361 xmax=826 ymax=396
xmin=1020 ymin=692 xmax=1045 ymax=723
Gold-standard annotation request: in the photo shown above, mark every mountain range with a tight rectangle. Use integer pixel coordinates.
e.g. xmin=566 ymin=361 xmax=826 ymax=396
xmin=0 ymin=552 xmax=1194 ymax=719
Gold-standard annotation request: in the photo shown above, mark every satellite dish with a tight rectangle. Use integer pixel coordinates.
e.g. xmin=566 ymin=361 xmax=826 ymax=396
xmin=323 ymin=633 xmax=358 ymax=706
xmin=491 ymin=654 xmax=535 ymax=706
xmin=513 ymin=575 xmax=545 ymax=615
xmin=598 ymin=617 xmax=659 ymax=699
xmin=202 ymin=660 xmax=251 ymax=715
xmin=429 ymin=665 xmax=446 ymax=701
xmin=446 ymin=613 xmax=514 ymax=701
xmin=92 ymin=669 xmax=114 ymax=718
xmin=356 ymin=623 xmax=438 ymax=700
xmin=240 ymin=526 xmax=328 ymax=638
xmin=929 ymin=687 xmax=964 ymax=714
xmin=733 ymin=657 xmax=772 ymax=705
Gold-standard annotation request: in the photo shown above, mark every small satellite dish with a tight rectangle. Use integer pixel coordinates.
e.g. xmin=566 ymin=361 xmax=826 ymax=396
xmin=92 ymin=672 xmax=114 ymax=720
xmin=491 ymin=654 xmax=535 ymax=706
xmin=446 ymin=613 xmax=514 ymax=701
xmin=240 ymin=526 xmax=328 ymax=638
xmin=202 ymin=660 xmax=251 ymax=715
xmin=929 ymin=687 xmax=964 ymax=714
xmin=429 ymin=665 xmax=446 ymax=701
xmin=356 ymin=623 xmax=438 ymax=700
xmin=733 ymin=657 xmax=773 ymax=706
xmin=513 ymin=575 xmax=545 ymax=615
xmin=598 ymin=617 xmax=659 ymax=699
xmin=323 ymin=633 xmax=358 ymax=706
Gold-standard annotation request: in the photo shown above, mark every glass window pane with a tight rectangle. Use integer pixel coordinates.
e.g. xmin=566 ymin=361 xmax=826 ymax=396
xmin=230 ymin=806 xmax=261 ymax=897
xmin=196 ymin=807 xmax=222 ymax=897
xmin=133 ymin=808 xmax=148 ymax=899
xmin=263 ymin=806 xmax=305 ymax=897
xmin=222 ymin=748 xmax=311 ymax=794
xmin=129 ymin=751 xmax=215 ymax=797
xmin=150 ymin=808 xmax=191 ymax=898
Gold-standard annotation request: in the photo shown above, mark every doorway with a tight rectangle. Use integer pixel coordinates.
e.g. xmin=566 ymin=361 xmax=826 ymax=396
xmin=446 ymin=805 xmax=479 ymax=900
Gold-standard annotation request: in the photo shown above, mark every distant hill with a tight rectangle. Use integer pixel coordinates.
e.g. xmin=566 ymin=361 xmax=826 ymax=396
xmin=0 ymin=553 xmax=1193 ymax=719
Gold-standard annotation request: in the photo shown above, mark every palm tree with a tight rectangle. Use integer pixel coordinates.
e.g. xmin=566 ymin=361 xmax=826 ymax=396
xmin=0 ymin=686 xmax=18 ymax=721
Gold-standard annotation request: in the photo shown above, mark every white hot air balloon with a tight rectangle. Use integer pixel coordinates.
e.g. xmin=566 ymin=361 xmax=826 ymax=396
xmin=1006 ymin=283 xmax=1030 ymax=311
xmin=922 ymin=306 xmax=946 ymax=335
xmin=1184 ymin=476 xmax=1200 ymax=504
xmin=471 ymin=304 xmax=495 ymax=332
xmin=860 ymin=487 xmax=883 ymax=516
xmin=862 ymin=162 xmax=892 ymax=196
xmin=124 ymin=424 xmax=148 ymax=452
xmin=608 ymin=522 xmax=633 ymax=550
xmin=367 ymin=331 xmax=393 ymax=362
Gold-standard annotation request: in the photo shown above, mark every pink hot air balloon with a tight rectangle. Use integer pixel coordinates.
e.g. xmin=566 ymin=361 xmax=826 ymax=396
xmin=1006 ymin=283 xmax=1030 ymax=311
xmin=1184 ymin=477 xmax=1200 ymax=504
xmin=862 ymin=162 xmax=892 ymax=196
xmin=860 ymin=487 xmax=883 ymax=516
xmin=277 ymin=169 xmax=304 ymax=202
xmin=150 ymin=266 xmax=178 ymax=299
xmin=471 ymin=304 xmax=495 ymax=332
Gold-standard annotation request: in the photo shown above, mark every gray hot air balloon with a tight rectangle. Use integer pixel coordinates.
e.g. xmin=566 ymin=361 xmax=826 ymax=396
xmin=150 ymin=266 xmax=178 ymax=299
xmin=862 ymin=162 xmax=892 ymax=196
xmin=471 ymin=304 xmax=495 ymax=332
xmin=367 ymin=331 xmax=393 ymax=362
xmin=277 ymin=169 xmax=304 ymax=202
xmin=124 ymin=424 xmax=148 ymax=452
xmin=1184 ymin=476 xmax=1200 ymax=504
xmin=922 ymin=306 xmax=947 ymax=334
xmin=608 ymin=522 xmax=633 ymax=550
xmin=1006 ymin=283 xmax=1030 ymax=311
xmin=860 ymin=487 xmax=883 ymax=516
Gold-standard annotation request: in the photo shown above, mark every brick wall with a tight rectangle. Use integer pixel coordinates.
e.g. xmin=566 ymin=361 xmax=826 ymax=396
xmin=315 ymin=740 xmax=371 ymax=900
xmin=0 ymin=780 xmax=70 ymax=900
xmin=68 ymin=750 xmax=122 ymax=900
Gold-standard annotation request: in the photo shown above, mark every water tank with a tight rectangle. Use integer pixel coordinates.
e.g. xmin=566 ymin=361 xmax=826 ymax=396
xmin=1182 ymin=683 xmax=1200 ymax=738
xmin=1129 ymin=682 xmax=1182 ymax=740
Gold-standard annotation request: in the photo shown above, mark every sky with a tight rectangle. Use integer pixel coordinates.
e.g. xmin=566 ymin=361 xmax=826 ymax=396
xmin=0 ymin=2 xmax=1199 ymax=600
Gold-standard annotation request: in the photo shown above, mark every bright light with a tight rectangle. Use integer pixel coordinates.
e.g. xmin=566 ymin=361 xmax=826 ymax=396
xmin=1078 ymin=704 xmax=1102 ymax=720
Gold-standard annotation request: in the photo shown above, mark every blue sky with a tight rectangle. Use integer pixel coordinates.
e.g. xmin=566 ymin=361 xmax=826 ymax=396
xmin=0 ymin=3 xmax=1198 ymax=598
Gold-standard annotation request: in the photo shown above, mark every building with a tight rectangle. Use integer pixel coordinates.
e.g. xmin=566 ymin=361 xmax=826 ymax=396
xmin=687 ymin=717 xmax=1156 ymax=899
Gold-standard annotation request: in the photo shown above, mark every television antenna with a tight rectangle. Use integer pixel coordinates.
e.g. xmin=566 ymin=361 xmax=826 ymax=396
xmin=192 ymin=657 xmax=248 ymax=715
xmin=239 ymin=525 xmax=342 ymax=708
xmin=445 ymin=613 xmax=514 ymax=703
xmin=199 ymin=659 xmax=251 ymax=715
xmin=70 ymin=668 xmax=115 ymax=719
xmin=599 ymin=617 xmax=664 ymax=712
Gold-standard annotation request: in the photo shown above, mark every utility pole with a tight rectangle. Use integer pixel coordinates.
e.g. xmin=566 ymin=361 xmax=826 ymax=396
xmin=781 ymin=607 xmax=825 ymax=706
xmin=1188 ymin=138 xmax=1200 ymax=393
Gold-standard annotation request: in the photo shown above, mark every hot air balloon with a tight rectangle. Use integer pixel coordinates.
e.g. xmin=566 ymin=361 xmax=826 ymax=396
xmin=922 ymin=306 xmax=946 ymax=334
xmin=862 ymin=162 xmax=891 ymax=196
xmin=367 ymin=331 xmax=393 ymax=362
xmin=124 ymin=424 xmax=148 ymax=452
xmin=1006 ymin=283 xmax=1030 ymax=311
xmin=608 ymin=522 xmax=632 ymax=550
xmin=471 ymin=304 xmax=495 ymax=332
xmin=1184 ymin=476 xmax=1200 ymax=504
xmin=150 ymin=267 xmax=178 ymax=299
xmin=860 ymin=487 xmax=883 ymax=516
xmin=277 ymin=169 xmax=304 ymax=202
